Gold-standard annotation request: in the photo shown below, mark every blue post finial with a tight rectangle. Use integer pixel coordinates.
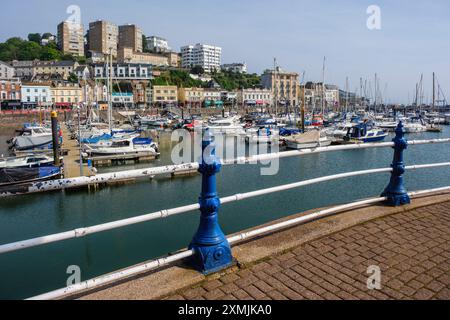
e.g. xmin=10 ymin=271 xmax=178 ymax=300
xmin=381 ymin=121 xmax=411 ymax=206
xmin=189 ymin=129 xmax=233 ymax=274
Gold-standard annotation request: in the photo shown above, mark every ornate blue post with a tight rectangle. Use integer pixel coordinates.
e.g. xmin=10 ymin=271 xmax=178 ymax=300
xmin=189 ymin=129 xmax=233 ymax=274
xmin=382 ymin=122 xmax=411 ymax=206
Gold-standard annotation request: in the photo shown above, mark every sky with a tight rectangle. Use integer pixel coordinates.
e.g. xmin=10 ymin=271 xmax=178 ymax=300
xmin=1 ymin=0 xmax=449 ymax=104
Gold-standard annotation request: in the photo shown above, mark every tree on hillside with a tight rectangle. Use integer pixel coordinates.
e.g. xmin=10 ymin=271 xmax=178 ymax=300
xmin=28 ymin=33 xmax=42 ymax=44
xmin=191 ymin=65 xmax=204 ymax=75
xmin=142 ymin=35 xmax=148 ymax=52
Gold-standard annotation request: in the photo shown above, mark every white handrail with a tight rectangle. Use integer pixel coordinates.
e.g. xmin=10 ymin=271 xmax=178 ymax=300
xmin=2 ymin=162 xmax=450 ymax=255
xmin=2 ymin=138 xmax=450 ymax=198
xmin=27 ymin=185 xmax=450 ymax=301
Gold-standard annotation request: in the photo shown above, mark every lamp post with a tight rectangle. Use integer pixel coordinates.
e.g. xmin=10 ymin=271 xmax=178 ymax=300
xmin=382 ymin=122 xmax=411 ymax=206
xmin=189 ymin=129 xmax=233 ymax=274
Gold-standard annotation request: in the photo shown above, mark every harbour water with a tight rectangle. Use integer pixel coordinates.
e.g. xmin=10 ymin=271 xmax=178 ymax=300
xmin=1 ymin=128 xmax=450 ymax=299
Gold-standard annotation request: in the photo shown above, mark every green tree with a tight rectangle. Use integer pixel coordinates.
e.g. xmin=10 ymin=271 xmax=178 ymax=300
xmin=142 ymin=35 xmax=148 ymax=52
xmin=191 ymin=65 xmax=205 ymax=75
xmin=40 ymin=45 xmax=62 ymax=60
xmin=28 ymin=33 xmax=42 ymax=44
xmin=68 ymin=73 xmax=79 ymax=83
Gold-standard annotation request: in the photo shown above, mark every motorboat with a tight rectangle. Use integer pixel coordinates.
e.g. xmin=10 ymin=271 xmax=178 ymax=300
xmin=245 ymin=127 xmax=279 ymax=145
xmin=403 ymin=117 xmax=427 ymax=133
xmin=284 ymin=130 xmax=332 ymax=150
xmin=205 ymin=117 xmax=245 ymax=136
xmin=0 ymin=166 xmax=61 ymax=187
xmin=0 ymin=154 xmax=57 ymax=169
xmin=344 ymin=122 xmax=388 ymax=143
xmin=84 ymin=137 xmax=159 ymax=157
xmin=8 ymin=126 xmax=55 ymax=151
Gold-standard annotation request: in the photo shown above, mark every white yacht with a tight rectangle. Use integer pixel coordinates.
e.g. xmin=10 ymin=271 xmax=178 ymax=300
xmin=10 ymin=126 xmax=53 ymax=151
xmin=84 ymin=137 xmax=159 ymax=157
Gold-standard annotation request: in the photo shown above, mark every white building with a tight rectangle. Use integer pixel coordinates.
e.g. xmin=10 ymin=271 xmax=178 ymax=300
xmin=238 ymin=88 xmax=273 ymax=107
xmin=0 ymin=61 xmax=15 ymax=79
xmin=146 ymin=36 xmax=171 ymax=53
xmin=181 ymin=43 xmax=222 ymax=73
xmin=21 ymin=83 xmax=52 ymax=107
xmin=221 ymin=63 xmax=247 ymax=74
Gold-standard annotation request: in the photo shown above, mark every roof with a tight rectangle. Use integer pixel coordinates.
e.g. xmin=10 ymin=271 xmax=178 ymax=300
xmin=0 ymin=61 xmax=13 ymax=68
xmin=35 ymin=60 xmax=77 ymax=67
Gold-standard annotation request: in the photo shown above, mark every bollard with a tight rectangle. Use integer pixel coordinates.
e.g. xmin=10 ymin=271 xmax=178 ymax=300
xmin=189 ymin=129 xmax=233 ymax=274
xmin=50 ymin=111 xmax=61 ymax=167
xmin=382 ymin=121 xmax=411 ymax=206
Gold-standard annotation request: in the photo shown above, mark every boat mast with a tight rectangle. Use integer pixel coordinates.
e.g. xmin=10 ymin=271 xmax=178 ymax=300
xmin=107 ymin=49 xmax=113 ymax=132
xmin=432 ymin=72 xmax=436 ymax=112
xmin=273 ymin=57 xmax=278 ymax=116
xmin=321 ymin=56 xmax=325 ymax=116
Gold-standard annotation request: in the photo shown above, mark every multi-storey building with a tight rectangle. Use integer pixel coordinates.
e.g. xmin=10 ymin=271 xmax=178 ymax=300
xmin=181 ymin=43 xmax=222 ymax=73
xmin=152 ymin=85 xmax=178 ymax=106
xmin=237 ymin=88 xmax=273 ymax=107
xmin=33 ymin=60 xmax=79 ymax=80
xmin=203 ymin=89 xmax=222 ymax=107
xmin=261 ymin=67 xmax=299 ymax=107
xmin=178 ymin=87 xmax=205 ymax=107
xmin=88 ymin=20 xmax=119 ymax=57
xmin=146 ymin=36 xmax=171 ymax=53
xmin=221 ymin=63 xmax=247 ymax=74
xmin=0 ymin=61 xmax=15 ymax=79
xmin=93 ymin=63 xmax=152 ymax=81
xmin=117 ymin=47 xmax=169 ymax=66
xmin=21 ymin=83 xmax=52 ymax=107
xmin=118 ymin=24 xmax=143 ymax=53
xmin=0 ymin=79 xmax=21 ymax=102
xmin=57 ymin=21 xmax=85 ymax=57
xmin=112 ymin=92 xmax=134 ymax=108
xmin=51 ymin=81 xmax=82 ymax=108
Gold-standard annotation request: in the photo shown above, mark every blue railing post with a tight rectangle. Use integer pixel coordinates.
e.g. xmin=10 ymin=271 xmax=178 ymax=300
xmin=189 ymin=129 xmax=233 ymax=274
xmin=382 ymin=121 xmax=411 ymax=206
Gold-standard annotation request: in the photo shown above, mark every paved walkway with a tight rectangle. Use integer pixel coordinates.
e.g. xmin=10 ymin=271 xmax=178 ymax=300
xmin=166 ymin=202 xmax=450 ymax=300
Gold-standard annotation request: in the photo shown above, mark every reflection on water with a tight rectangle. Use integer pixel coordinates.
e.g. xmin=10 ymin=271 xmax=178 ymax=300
xmin=0 ymin=127 xmax=449 ymax=299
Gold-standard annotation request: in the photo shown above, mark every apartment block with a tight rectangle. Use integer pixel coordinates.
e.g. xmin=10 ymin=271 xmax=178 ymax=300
xmin=57 ymin=21 xmax=85 ymax=57
xmin=181 ymin=43 xmax=222 ymax=73
xmin=51 ymin=81 xmax=82 ymax=107
xmin=88 ymin=20 xmax=119 ymax=56
xmin=221 ymin=63 xmax=247 ymax=74
xmin=146 ymin=36 xmax=171 ymax=53
xmin=119 ymin=24 xmax=143 ymax=53
xmin=117 ymin=47 xmax=169 ymax=66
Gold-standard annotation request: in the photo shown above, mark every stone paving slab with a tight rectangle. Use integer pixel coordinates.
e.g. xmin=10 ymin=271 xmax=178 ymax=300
xmin=165 ymin=201 xmax=450 ymax=300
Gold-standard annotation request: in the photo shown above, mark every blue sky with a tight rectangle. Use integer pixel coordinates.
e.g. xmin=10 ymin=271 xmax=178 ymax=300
xmin=1 ymin=0 xmax=449 ymax=104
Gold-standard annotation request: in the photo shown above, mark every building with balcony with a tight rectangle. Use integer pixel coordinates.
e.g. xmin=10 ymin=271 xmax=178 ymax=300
xmin=33 ymin=60 xmax=79 ymax=80
xmin=88 ymin=20 xmax=119 ymax=57
xmin=221 ymin=63 xmax=247 ymax=74
xmin=146 ymin=36 xmax=171 ymax=53
xmin=57 ymin=21 xmax=85 ymax=57
xmin=181 ymin=43 xmax=222 ymax=73
xmin=93 ymin=63 xmax=152 ymax=80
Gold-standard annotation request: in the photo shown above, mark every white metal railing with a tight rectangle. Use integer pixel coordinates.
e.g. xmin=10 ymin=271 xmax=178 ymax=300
xmin=27 ymin=185 xmax=450 ymax=300
xmin=1 ymin=162 xmax=450 ymax=255
xmin=1 ymin=137 xmax=449 ymax=300
xmin=1 ymin=138 xmax=450 ymax=198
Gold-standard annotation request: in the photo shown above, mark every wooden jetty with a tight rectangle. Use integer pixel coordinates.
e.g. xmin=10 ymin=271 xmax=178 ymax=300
xmin=85 ymin=152 xmax=159 ymax=167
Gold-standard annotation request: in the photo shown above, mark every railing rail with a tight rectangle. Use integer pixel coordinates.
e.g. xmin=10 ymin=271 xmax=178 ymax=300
xmin=1 ymin=137 xmax=450 ymax=198
xmin=1 ymin=122 xmax=450 ymax=300
xmin=27 ymin=185 xmax=450 ymax=301
xmin=2 ymin=162 xmax=450 ymax=255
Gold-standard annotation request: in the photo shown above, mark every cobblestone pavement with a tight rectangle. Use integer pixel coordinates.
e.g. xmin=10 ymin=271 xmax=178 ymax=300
xmin=166 ymin=202 xmax=450 ymax=300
